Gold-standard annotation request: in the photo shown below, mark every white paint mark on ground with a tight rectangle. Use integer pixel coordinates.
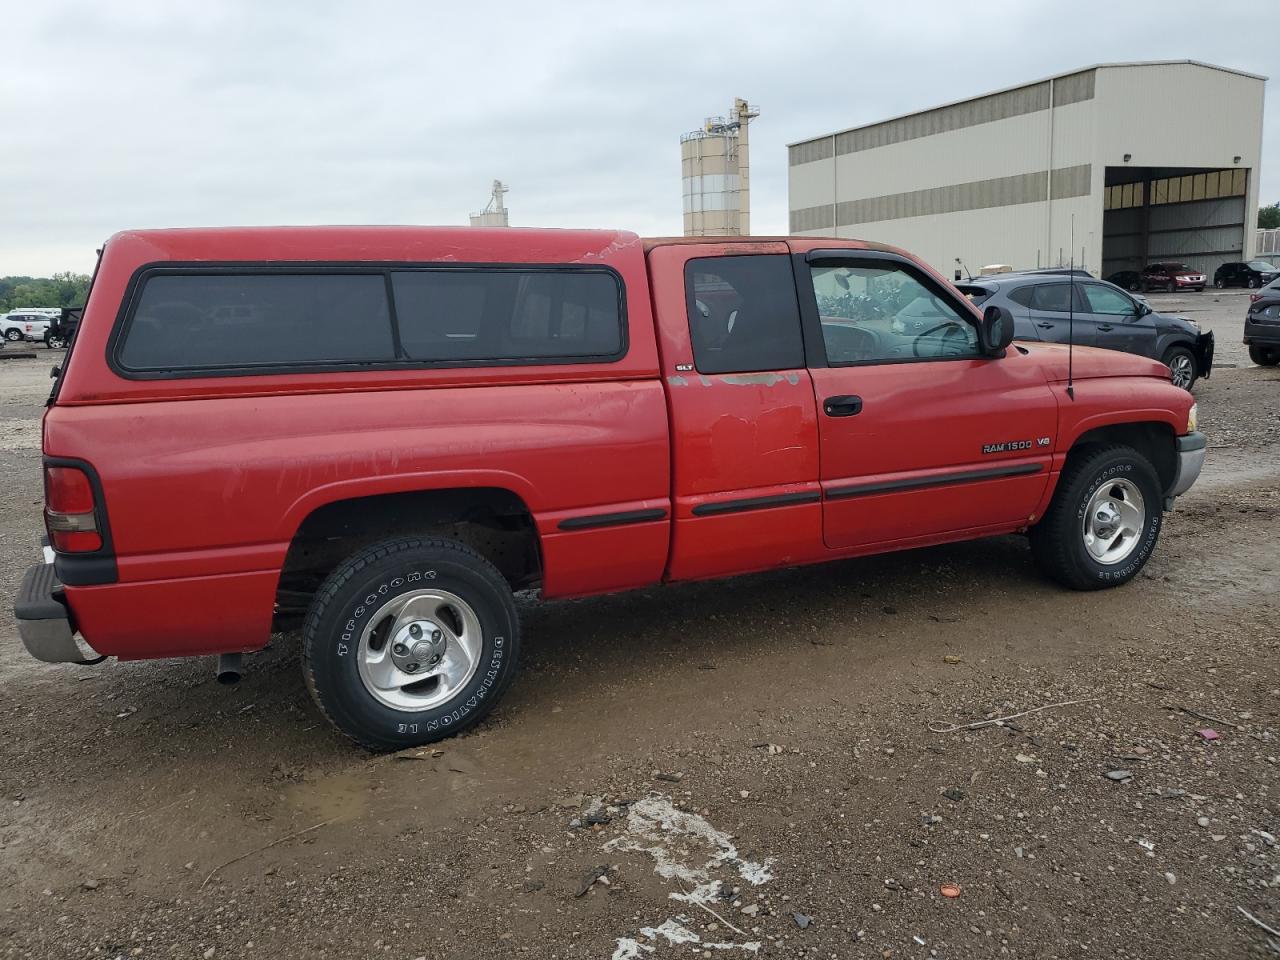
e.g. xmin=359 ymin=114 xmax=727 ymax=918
xmin=605 ymin=794 xmax=774 ymax=887
xmin=603 ymin=794 xmax=771 ymax=956
xmin=611 ymin=939 xmax=655 ymax=960
xmin=638 ymin=918 xmax=700 ymax=945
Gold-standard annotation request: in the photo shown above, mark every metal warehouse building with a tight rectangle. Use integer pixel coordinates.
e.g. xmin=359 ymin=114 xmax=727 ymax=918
xmin=788 ymin=60 xmax=1266 ymax=281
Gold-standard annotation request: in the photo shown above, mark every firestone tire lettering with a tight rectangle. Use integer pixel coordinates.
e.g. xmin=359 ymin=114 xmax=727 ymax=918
xmin=1029 ymin=445 xmax=1163 ymax=592
xmin=302 ymin=538 xmax=520 ymax=751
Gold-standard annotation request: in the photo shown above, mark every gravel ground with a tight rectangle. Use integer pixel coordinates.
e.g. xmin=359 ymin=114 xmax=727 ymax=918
xmin=0 ymin=315 xmax=1277 ymax=958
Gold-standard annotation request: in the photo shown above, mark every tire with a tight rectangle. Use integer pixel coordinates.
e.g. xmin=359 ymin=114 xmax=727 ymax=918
xmin=1248 ymin=277 xmax=1259 ymax=289
xmin=1250 ymin=344 xmax=1280 ymax=367
xmin=303 ymin=536 xmax=520 ymax=750
xmin=1030 ymin=445 xmax=1163 ymax=591
xmin=1213 ymin=278 xmax=1224 ymax=289
xmin=1166 ymin=280 xmax=1176 ymax=293
xmin=1163 ymin=345 xmax=1197 ymax=390
xmin=3 ymin=328 xmax=22 ymax=342
xmin=1128 ymin=279 xmax=1140 ymax=292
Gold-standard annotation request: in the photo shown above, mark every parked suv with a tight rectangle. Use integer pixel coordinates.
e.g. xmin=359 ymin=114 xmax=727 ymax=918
xmin=44 ymin=307 xmax=82 ymax=349
xmin=958 ymin=273 xmax=1212 ymax=389
xmin=1244 ymin=276 xmax=1280 ymax=366
xmin=1215 ymin=260 xmax=1280 ymax=290
xmin=1105 ymin=270 xmax=1142 ymax=292
xmin=13 ymin=227 xmax=1205 ymax=750
xmin=1 ymin=311 xmax=53 ymax=342
xmin=1141 ymin=263 xmax=1206 ymax=293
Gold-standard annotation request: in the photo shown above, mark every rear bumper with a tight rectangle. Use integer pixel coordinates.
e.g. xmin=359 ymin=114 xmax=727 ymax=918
xmin=1243 ymin=318 xmax=1280 ymax=345
xmin=1166 ymin=431 xmax=1206 ymax=502
xmin=12 ymin=562 xmax=103 ymax=664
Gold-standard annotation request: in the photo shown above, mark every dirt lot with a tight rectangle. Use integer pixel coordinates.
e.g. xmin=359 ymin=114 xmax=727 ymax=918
xmin=1 ymin=298 xmax=1278 ymax=959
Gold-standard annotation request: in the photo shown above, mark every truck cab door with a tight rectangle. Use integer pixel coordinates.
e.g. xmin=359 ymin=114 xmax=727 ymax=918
xmin=646 ymin=243 xmax=824 ymax=581
xmin=796 ymin=249 xmax=1059 ymax=551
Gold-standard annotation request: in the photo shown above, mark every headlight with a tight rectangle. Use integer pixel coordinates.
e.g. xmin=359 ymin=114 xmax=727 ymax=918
xmin=1187 ymin=403 xmax=1198 ymax=433
xmin=1184 ymin=319 xmax=1200 ymax=331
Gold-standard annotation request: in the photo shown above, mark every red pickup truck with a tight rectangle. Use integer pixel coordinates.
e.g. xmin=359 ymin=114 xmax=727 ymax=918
xmin=14 ymin=227 xmax=1204 ymax=749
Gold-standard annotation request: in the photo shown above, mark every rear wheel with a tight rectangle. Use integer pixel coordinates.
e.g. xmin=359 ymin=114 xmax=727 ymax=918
xmin=1030 ymin=446 xmax=1163 ymax=591
xmin=1163 ymin=345 xmax=1197 ymax=390
xmin=303 ymin=536 xmax=520 ymax=750
xmin=1250 ymin=344 xmax=1280 ymax=367
xmin=1213 ymin=278 xmax=1224 ymax=289
xmin=1166 ymin=280 xmax=1176 ymax=293
xmin=1128 ymin=278 xmax=1140 ymax=292
xmin=1248 ymin=277 xmax=1259 ymax=289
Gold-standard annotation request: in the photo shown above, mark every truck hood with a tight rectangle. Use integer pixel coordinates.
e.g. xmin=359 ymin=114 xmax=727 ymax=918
xmin=1017 ymin=342 xmax=1170 ymax=384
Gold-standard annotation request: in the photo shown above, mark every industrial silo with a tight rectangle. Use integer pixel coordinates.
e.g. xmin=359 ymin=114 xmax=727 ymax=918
xmin=681 ymin=99 xmax=759 ymax=237
xmin=469 ymin=180 xmax=510 ymax=227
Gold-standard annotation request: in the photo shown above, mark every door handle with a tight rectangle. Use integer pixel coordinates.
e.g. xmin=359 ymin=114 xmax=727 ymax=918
xmin=1097 ymin=324 xmax=1114 ymax=332
xmin=1036 ymin=322 xmax=1055 ymax=329
xmin=823 ymin=395 xmax=863 ymax=417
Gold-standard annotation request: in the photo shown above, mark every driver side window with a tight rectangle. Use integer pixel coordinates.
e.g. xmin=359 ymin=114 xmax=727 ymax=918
xmin=809 ymin=262 xmax=979 ymax=364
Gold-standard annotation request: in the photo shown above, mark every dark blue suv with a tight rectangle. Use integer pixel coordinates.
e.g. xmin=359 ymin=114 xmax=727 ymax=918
xmin=958 ymin=273 xmax=1213 ymax=390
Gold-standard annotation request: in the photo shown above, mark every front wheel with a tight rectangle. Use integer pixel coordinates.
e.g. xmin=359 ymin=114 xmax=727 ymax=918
xmin=303 ymin=536 xmax=520 ymax=750
xmin=3 ymin=329 xmax=22 ymax=342
xmin=1248 ymin=277 xmax=1259 ymax=289
xmin=1163 ymin=345 xmax=1197 ymax=391
xmin=1030 ymin=446 xmax=1163 ymax=591
xmin=1250 ymin=344 xmax=1279 ymax=367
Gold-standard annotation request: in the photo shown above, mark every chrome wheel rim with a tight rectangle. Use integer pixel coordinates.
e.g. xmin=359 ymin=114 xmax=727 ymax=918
xmin=1168 ymin=354 xmax=1194 ymax=389
xmin=1082 ymin=478 xmax=1145 ymax=565
xmin=356 ymin=588 xmax=483 ymax=712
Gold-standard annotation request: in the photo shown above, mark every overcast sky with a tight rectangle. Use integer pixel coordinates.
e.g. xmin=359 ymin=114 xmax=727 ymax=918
xmin=2 ymin=1 xmax=1275 ymax=276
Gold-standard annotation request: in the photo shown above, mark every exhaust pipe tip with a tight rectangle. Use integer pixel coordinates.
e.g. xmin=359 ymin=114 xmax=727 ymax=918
xmin=216 ymin=652 xmax=243 ymax=685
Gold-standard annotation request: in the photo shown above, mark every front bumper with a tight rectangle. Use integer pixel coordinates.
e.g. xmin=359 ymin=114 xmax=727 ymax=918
xmin=1193 ymin=331 xmax=1215 ymax=379
xmin=1166 ymin=431 xmax=1206 ymax=504
xmin=12 ymin=561 xmax=103 ymax=664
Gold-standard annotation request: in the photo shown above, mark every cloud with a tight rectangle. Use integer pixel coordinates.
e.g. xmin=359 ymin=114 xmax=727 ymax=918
xmin=2 ymin=0 xmax=1275 ymax=275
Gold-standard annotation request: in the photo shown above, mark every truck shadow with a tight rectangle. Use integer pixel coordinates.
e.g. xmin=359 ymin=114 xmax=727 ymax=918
xmin=1 ymin=529 xmax=1062 ymax=800
xmin=519 ymin=532 xmax=1040 ymax=678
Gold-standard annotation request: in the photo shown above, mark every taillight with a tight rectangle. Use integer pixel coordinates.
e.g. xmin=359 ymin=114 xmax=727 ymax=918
xmin=45 ymin=465 xmax=102 ymax=552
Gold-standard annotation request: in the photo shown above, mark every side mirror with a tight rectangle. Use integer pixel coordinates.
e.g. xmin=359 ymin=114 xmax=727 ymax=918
xmin=979 ymin=305 xmax=1015 ymax=355
xmin=1135 ymin=301 xmax=1152 ymax=317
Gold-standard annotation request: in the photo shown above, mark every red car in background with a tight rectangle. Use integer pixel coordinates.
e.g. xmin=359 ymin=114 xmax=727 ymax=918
xmin=1141 ymin=262 xmax=1206 ymax=293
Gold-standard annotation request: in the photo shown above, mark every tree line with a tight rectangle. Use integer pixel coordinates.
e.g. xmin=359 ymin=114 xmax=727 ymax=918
xmin=0 ymin=273 xmax=91 ymax=313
